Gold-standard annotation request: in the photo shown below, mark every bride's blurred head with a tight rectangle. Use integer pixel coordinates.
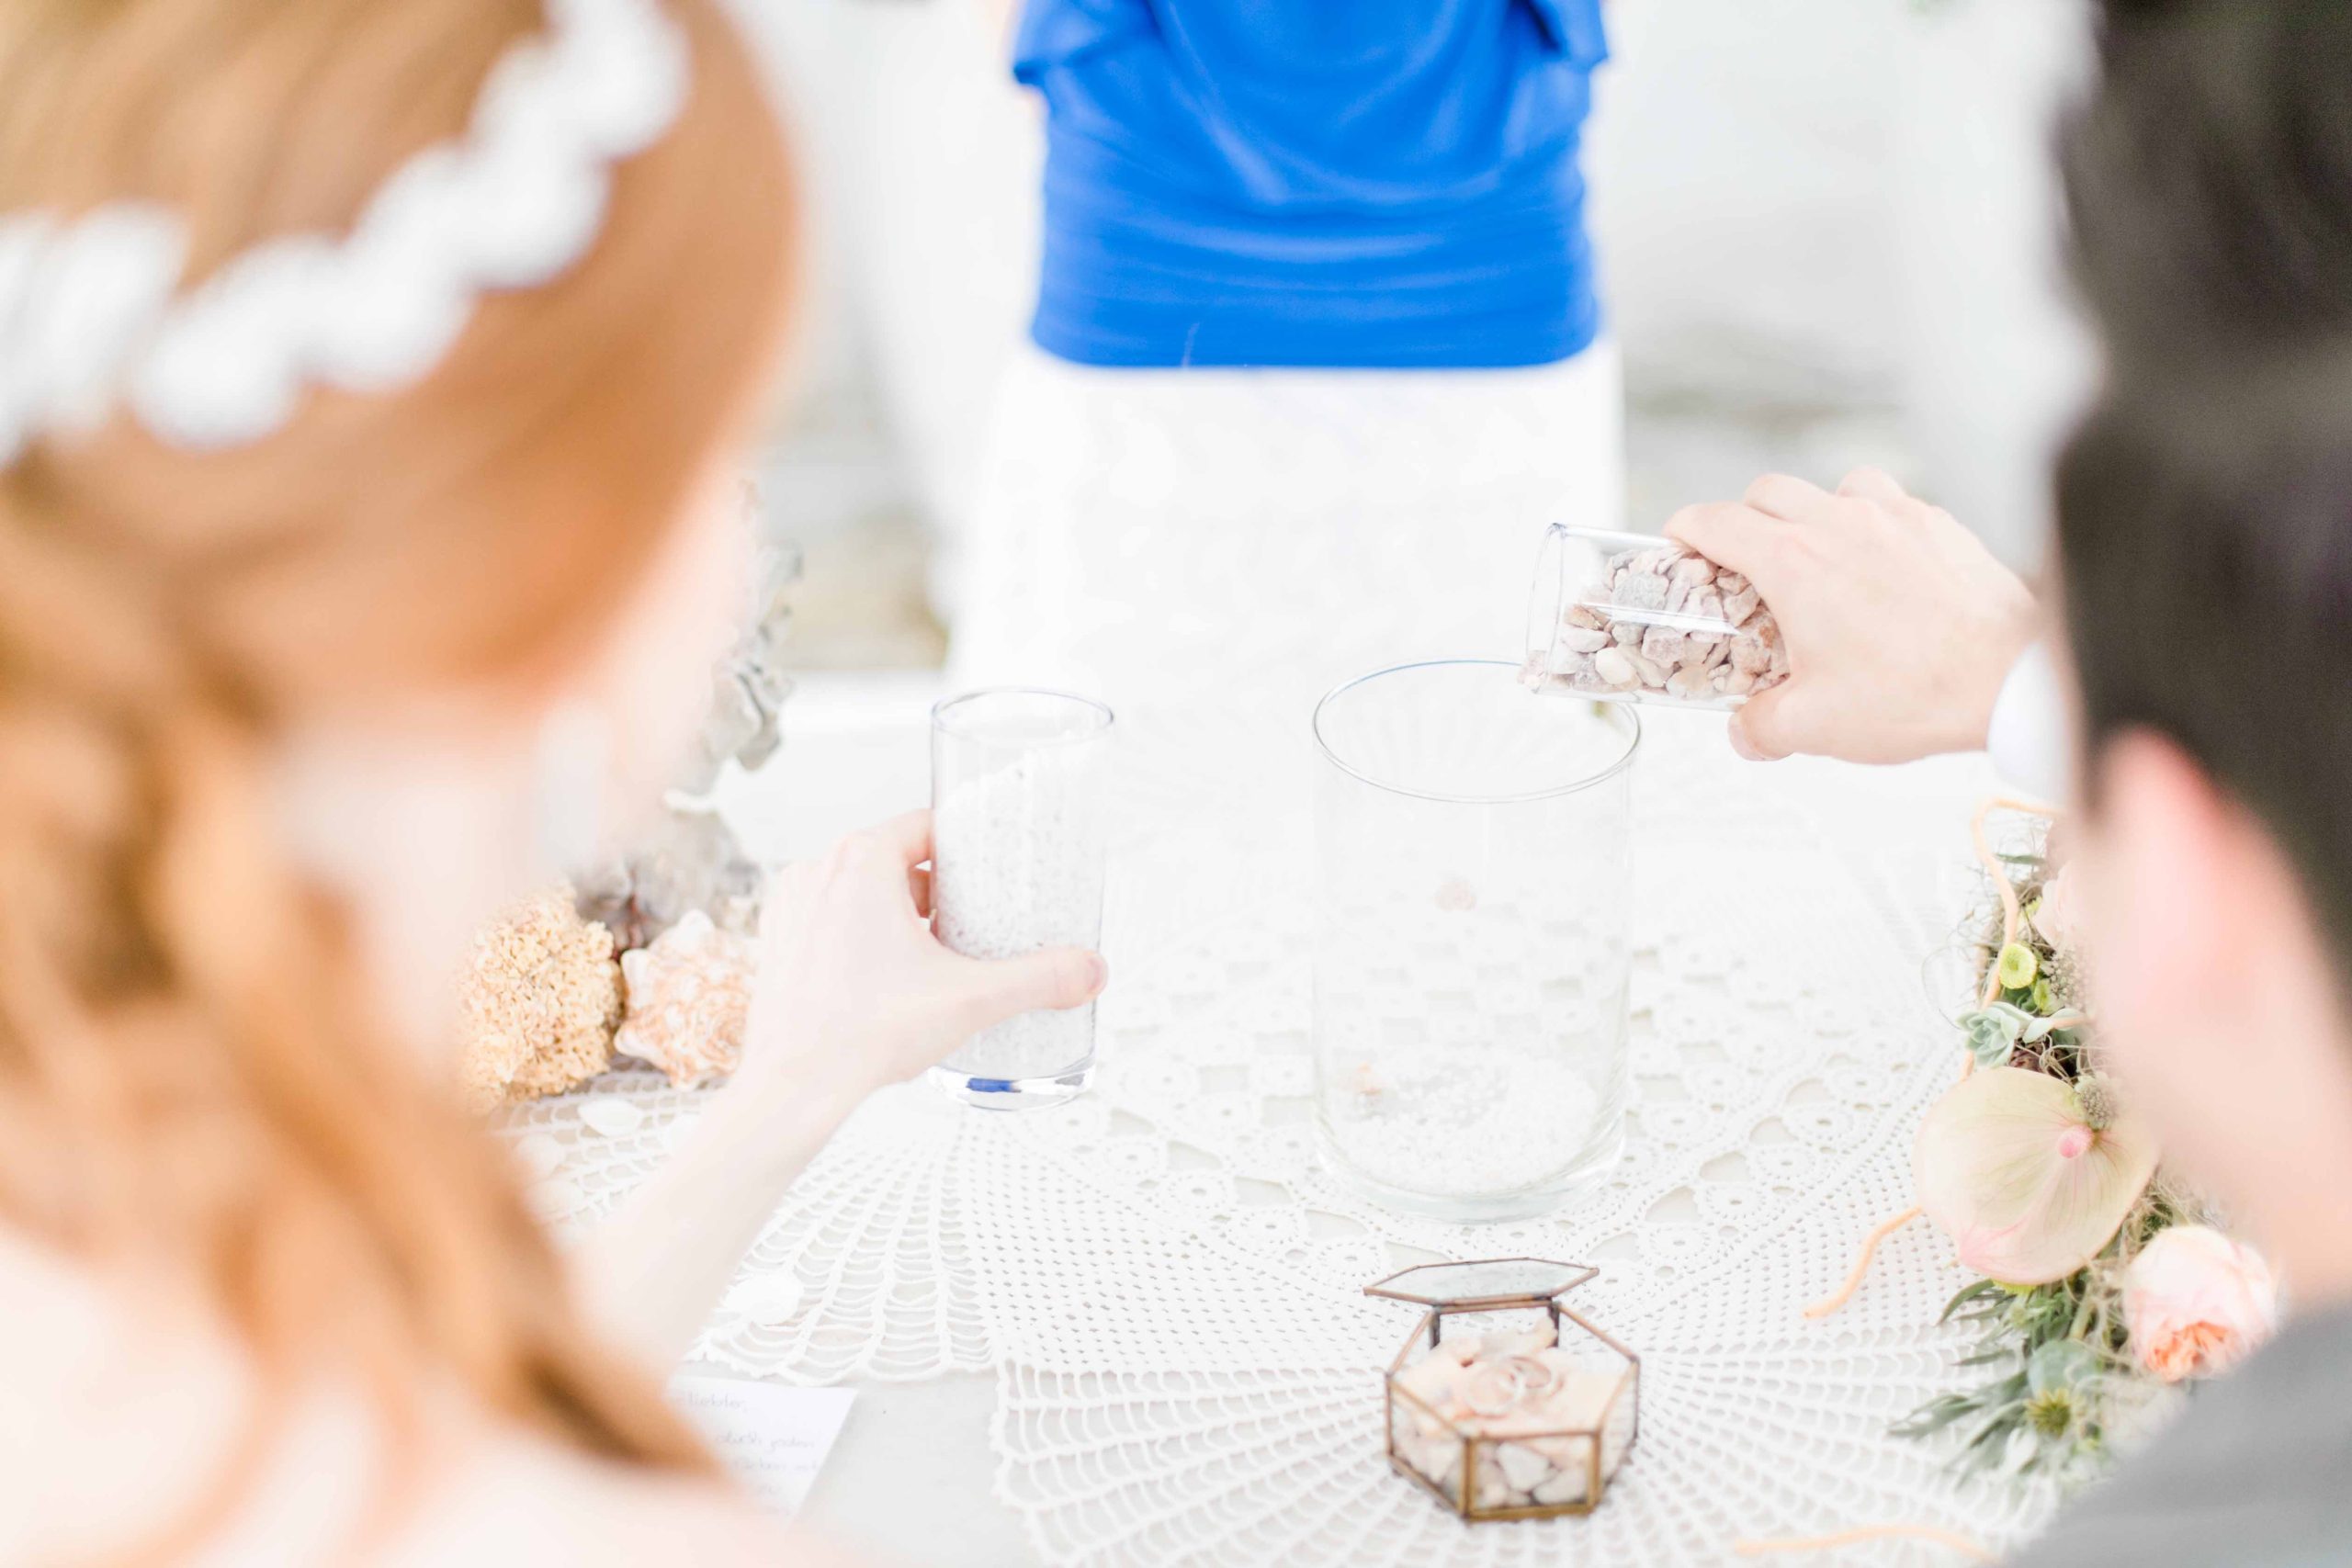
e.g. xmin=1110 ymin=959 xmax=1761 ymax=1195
xmin=0 ymin=0 xmax=793 ymax=1529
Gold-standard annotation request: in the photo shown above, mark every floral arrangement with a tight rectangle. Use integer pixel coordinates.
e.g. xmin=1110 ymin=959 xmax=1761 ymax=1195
xmin=1813 ymin=800 xmax=2279 ymax=1490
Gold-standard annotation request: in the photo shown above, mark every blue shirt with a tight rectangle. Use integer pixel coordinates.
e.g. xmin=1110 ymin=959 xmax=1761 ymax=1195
xmin=1013 ymin=0 xmax=1608 ymax=369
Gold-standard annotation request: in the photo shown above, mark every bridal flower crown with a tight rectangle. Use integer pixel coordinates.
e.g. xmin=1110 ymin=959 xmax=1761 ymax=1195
xmin=0 ymin=0 xmax=689 ymax=469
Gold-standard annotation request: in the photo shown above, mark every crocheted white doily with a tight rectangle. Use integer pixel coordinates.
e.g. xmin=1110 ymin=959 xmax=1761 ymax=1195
xmin=500 ymin=355 xmax=2050 ymax=1562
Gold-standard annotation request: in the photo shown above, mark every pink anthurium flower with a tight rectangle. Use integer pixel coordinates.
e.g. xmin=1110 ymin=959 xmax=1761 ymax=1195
xmin=1913 ymin=1067 xmax=2158 ymax=1285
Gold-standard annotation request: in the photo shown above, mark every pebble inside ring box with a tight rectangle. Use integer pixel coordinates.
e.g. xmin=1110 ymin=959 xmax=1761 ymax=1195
xmin=1367 ymin=1258 xmax=1639 ymax=1520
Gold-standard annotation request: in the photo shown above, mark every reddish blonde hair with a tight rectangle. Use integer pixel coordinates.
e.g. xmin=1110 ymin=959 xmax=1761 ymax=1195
xmin=0 ymin=0 xmax=794 ymax=1551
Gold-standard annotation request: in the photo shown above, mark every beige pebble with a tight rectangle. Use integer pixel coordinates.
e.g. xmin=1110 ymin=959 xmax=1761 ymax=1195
xmin=1667 ymin=664 xmax=1714 ymax=702
xmin=1731 ymin=636 xmax=1772 ymax=675
xmin=1559 ymin=625 xmax=1609 ymax=653
xmin=1639 ymin=626 xmax=1687 ymax=666
xmin=1592 ymin=647 xmax=1636 ymax=687
xmin=1611 ymin=571 xmax=1668 ymax=612
xmin=1624 ymin=649 xmax=1669 ymax=686
xmin=1496 ymin=1441 xmax=1552 ymax=1493
xmin=1669 ymin=553 xmax=1716 ymax=587
xmin=1722 ymin=587 xmax=1762 ymax=626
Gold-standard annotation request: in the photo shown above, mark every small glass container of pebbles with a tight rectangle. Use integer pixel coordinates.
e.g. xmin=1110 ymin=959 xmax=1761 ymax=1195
xmin=1523 ymin=524 xmax=1788 ymax=709
xmin=1367 ymin=1258 xmax=1638 ymax=1521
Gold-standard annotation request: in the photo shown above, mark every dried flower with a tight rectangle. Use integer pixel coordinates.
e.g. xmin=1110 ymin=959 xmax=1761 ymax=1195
xmin=1996 ymin=942 xmax=2039 ymax=991
xmin=1914 ymin=1066 xmax=2158 ymax=1284
xmin=2124 ymin=1225 xmax=2278 ymax=1382
xmin=2070 ymin=1075 xmax=2118 ymax=1133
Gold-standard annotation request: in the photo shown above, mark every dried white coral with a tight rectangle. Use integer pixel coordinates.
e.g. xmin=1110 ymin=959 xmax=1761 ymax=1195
xmin=455 ymin=886 xmax=622 ymax=1112
xmin=614 ymin=909 xmax=755 ymax=1087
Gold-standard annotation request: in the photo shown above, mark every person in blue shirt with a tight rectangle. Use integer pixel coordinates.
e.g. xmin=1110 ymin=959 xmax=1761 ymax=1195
xmin=949 ymin=0 xmax=1622 ymax=716
xmin=1015 ymin=0 xmax=1608 ymax=369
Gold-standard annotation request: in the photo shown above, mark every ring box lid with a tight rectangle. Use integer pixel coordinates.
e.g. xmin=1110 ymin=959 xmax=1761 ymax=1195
xmin=1363 ymin=1257 xmax=1599 ymax=1310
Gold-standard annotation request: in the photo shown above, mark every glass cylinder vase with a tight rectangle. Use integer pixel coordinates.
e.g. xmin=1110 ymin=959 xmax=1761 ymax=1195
xmin=928 ymin=687 xmax=1114 ymax=1110
xmin=1311 ymin=660 xmax=1637 ymax=1221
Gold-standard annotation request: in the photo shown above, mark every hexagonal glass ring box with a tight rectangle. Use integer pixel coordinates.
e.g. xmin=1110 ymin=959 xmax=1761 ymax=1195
xmin=1366 ymin=1258 xmax=1638 ymax=1520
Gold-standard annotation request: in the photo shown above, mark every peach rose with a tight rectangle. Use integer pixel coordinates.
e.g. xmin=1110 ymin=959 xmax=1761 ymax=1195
xmin=2123 ymin=1225 xmax=2278 ymax=1382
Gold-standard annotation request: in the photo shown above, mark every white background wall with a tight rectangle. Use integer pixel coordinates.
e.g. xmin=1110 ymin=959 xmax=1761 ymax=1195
xmin=726 ymin=0 xmax=2096 ymax=602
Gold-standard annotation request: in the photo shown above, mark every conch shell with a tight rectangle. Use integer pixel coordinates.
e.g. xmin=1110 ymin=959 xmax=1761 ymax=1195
xmin=615 ymin=910 xmax=755 ymax=1087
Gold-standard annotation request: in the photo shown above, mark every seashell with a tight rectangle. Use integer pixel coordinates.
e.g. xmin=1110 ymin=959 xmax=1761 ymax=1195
xmin=1433 ymin=877 xmax=1478 ymax=913
xmin=1458 ymin=1359 xmax=1524 ymax=1417
xmin=527 ymin=1177 xmax=585 ymax=1221
xmin=578 ymin=1097 xmax=645 ymax=1138
xmin=1396 ymin=1353 xmax=1461 ymax=1412
xmin=614 ymin=909 xmax=756 ymax=1088
xmin=720 ymin=1269 xmax=804 ymax=1327
xmin=1479 ymin=1325 xmax=1556 ymax=1358
xmin=514 ymin=1132 xmax=566 ymax=1180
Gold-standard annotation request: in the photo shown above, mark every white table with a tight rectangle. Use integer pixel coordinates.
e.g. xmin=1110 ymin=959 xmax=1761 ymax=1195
xmin=519 ymin=676 xmax=2049 ymax=1567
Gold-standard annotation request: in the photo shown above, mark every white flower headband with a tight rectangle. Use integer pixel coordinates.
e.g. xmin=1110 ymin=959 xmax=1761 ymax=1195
xmin=0 ymin=0 xmax=689 ymax=468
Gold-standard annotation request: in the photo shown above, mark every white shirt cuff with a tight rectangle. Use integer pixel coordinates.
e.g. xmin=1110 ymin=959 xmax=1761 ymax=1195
xmin=1984 ymin=639 xmax=2070 ymax=804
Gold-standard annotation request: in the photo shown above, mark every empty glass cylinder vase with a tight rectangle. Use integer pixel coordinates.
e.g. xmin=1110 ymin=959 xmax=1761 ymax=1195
xmin=1311 ymin=660 xmax=1637 ymax=1221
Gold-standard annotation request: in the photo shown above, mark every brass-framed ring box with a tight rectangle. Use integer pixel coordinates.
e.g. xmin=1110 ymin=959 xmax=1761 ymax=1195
xmin=1365 ymin=1258 xmax=1638 ymax=1520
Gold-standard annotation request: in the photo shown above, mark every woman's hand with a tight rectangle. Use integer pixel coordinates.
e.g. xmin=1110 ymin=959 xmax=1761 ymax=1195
xmin=1667 ymin=468 xmax=2038 ymax=765
xmin=575 ymin=810 xmax=1103 ymax=1368
xmin=737 ymin=808 xmax=1106 ymax=1102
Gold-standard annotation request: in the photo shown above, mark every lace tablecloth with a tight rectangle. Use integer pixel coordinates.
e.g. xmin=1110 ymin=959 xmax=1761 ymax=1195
xmin=508 ymin=359 xmax=2048 ymax=1562
xmin=506 ymin=717 xmax=2044 ymax=1566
